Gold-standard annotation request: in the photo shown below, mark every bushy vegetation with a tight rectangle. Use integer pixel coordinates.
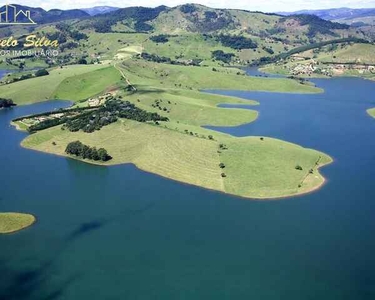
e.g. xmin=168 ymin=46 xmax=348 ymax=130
xmin=141 ymin=53 xmax=202 ymax=66
xmin=0 ymin=98 xmax=16 ymax=108
xmin=215 ymin=34 xmax=258 ymax=50
xmin=141 ymin=52 xmax=172 ymax=64
xmin=23 ymin=99 xmax=169 ymax=134
xmin=47 ymin=24 xmax=88 ymax=45
xmin=18 ymin=107 xmax=96 ymax=133
xmin=65 ymin=141 xmax=112 ymax=161
xmin=35 ymin=69 xmax=49 ymax=77
xmin=282 ymin=15 xmax=349 ymax=38
xmin=180 ymin=4 xmax=197 ymax=14
xmin=150 ymin=34 xmax=170 ymax=43
xmin=211 ymin=50 xmax=235 ymax=63
xmin=88 ymin=6 xmax=167 ymax=33
xmin=262 ymin=46 xmax=274 ymax=55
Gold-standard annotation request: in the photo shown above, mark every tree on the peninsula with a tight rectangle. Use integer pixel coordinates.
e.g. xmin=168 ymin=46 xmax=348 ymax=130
xmin=35 ymin=69 xmax=49 ymax=77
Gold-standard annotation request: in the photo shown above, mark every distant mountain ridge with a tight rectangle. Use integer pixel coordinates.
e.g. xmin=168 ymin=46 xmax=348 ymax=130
xmin=78 ymin=3 xmax=354 ymax=39
xmin=81 ymin=6 xmax=120 ymax=16
xmin=0 ymin=4 xmax=90 ymax=24
xmin=279 ymin=7 xmax=375 ymax=22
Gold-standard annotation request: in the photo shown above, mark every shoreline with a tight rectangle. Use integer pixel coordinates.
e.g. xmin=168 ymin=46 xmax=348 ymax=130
xmin=19 ymin=138 xmax=334 ymax=201
xmin=7 ymin=66 xmax=334 ymax=201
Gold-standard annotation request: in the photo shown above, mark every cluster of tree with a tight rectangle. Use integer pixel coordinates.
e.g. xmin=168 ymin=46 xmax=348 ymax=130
xmin=180 ymin=4 xmax=197 ymax=14
xmin=20 ymin=99 xmax=168 ymax=133
xmin=266 ymin=27 xmax=286 ymax=36
xmin=3 ymin=69 xmax=49 ymax=85
xmin=46 ymin=31 xmax=67 ymax=44
xmin=188 ymin=13 xmax=234 ymax=32
xmin=53 ymin=23 xmax=88 ymax=41
xmin=262 ymin=46 xmax=274 ymax=55
xmin=77 ymin=58 xmax=88 ymax=65
xmin=30 ymin=117 xmax=69 ymax=132
xmin=65 ymin=99 xmax=168 ymax=133
xmin=211 ymin=50 xmax=235 ymax=63
xmin=282 ymin=15 xmax=349 ymax=38
xmin=60 ymin=41 xmax=79 ymax=51
xmin=109 ymin=99 xmax=169 ymax=123
xmin=68 ymin=30 xmax=88 ymax=41
xmin=204 ymin=11 xmax=218 ymax=20
xmin=0 ymin=98 xmax=16 ymax=108
xmin=45 ymin=24 xmax=87 ymax=54
xmin=215 ymin=34 xmax=258 ymax=50
xmin=88 ymin=6 xmax=167 ymax=33
xmin=150 ymin=34 xmax=171 ymax=43
xmin=19 ymin=107 xmax=99 ymax=133
xmin=134 ymin=21 xmax=153 ymax=32
xmin=141 ymin=52 xmax=172 ymax=64
xmin=5 ymin=73 xmax=32 ymax=83
xmin=64 ymin=110 xmax=118 ymax=133
xmin=35 ymin=69 xmax=49 ymax=77
xmin=65 ymin=141 xmax=112 ymax=162
xmin=140 ymin=53 xmax=202 ymax=66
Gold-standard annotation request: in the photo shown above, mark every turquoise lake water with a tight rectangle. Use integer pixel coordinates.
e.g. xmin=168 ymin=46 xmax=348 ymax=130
xmin=1 ymin=69 xmax=375 ymax=299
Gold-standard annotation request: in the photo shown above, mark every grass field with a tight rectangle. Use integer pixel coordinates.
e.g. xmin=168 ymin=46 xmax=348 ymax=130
xmin=315 ymin=43 xmax=375 ymax=64
xmin=53 ymin=66 xmax=122 ymax=101
xmin=0 ymin=213 xmax=36 ymax=234
xmin=0 ymin=50 xmax=321 ymax=107
xmin=10 ymin=55 xmax=331 ymax=199
xmin=20 ymin=67 xmax=331 ymax=199
xmin=22 ymin=119 xmax=331 ymax=199
xmin=142 ymin=33 xmax=237 ymax=66
xmin=85 ymin=32 xmax=147 ymax=60
xmin=120 ymin=59 xmax=322 ymax=93
xmin=367 ymin=108 xmax=375 ymax=118
xmin=0 ymin=64 xmax=110 ymax=105
xmin=122 ymin=88 xmax=259 ymax=127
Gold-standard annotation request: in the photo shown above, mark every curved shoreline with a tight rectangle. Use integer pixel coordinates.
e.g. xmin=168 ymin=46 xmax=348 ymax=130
xmin=7 ymin=67 xmax=333 ymax=201
xmin=18 ymin=137 xmax=333 ymax=201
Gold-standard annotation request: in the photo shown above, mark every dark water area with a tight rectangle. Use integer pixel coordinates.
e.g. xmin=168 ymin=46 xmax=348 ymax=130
xmin=1 ymin=70 xmax=375 ymax=299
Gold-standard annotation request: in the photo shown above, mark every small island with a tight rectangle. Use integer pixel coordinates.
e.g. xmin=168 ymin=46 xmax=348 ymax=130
xmin=367 ymin=108 xmax=375 ymax=118
xmin=0 ymin=213 xmax=36 ymax=234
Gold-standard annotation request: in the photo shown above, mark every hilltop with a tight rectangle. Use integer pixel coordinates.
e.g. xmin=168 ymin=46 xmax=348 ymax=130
xmin=0 ymin=4 xmax=89 ymax=24
xmin=279 ymin=7 xmax=375 ymax=26
xmin=81 ymin=6 xmax=120 ymax=16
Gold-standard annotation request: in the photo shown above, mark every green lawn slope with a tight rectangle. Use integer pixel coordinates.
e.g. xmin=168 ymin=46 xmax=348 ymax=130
xmin=22 ymin=119 xmax=331 ymax=199
xmin=120 ymin=59 xmax=322 ymax=93
xmin=0 ymin=64 xmax=110 ymax=105
xmin=53 ymin=66 xmax=122 ymax=101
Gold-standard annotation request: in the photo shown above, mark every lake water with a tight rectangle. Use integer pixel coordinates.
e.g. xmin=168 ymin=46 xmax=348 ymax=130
xmin=1 ymin=69 xmax=375 ymax=299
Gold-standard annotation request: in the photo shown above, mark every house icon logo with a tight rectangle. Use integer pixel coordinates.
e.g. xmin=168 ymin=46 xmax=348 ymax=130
xmin=0 ymin=4 xmax=37 ymax=25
